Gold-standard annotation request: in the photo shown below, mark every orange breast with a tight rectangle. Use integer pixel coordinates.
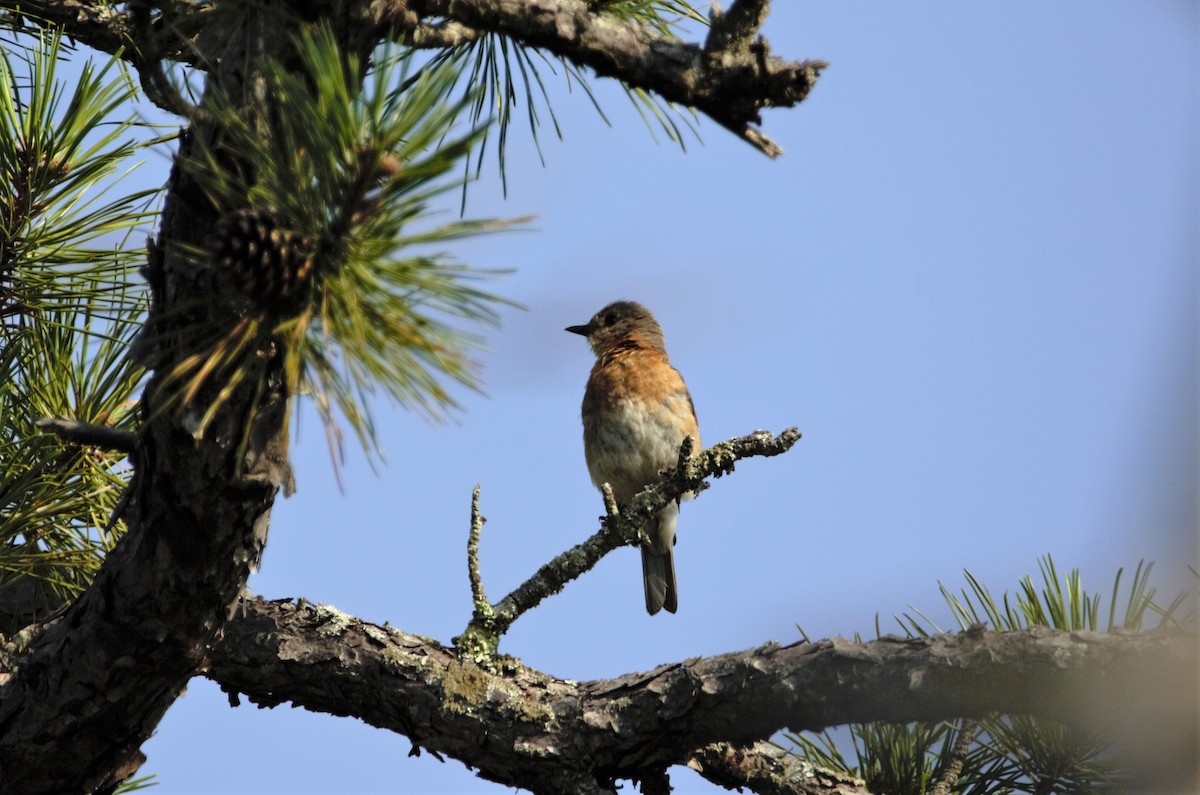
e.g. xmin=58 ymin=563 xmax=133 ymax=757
xmin=580 ymin=347 xmax=700 ymax=501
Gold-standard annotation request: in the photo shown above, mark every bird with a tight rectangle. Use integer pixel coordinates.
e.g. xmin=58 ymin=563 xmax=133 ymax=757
xmin=566 ymin=300 xmax=700 ymax=615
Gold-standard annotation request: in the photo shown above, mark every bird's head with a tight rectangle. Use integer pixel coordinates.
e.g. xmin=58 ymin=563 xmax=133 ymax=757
xmin=566 ymin=300 xmax=666 ymax=356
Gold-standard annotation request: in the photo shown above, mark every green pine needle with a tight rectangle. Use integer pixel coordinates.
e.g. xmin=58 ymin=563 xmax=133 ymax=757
xmin=1 ymin=30 xmax=153 ymax=598
xmin=420 ymin=1 xmax=705 ymax=200
xmin=1 ymin=30 xmax=158 ymax=322
xmin=178 ymin=26 xmax=523 ymax=456
xmin=0 ymin=287 xmax=144 ymax=598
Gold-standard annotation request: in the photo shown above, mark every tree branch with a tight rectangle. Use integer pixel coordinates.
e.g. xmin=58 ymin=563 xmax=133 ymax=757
xmin=128 ymin=0 xmax=200 ymax=118
xmin=376 ymin=0 xmax=827 ymax=156
xmin=928 ymin=719 xmax=978 ymax=795
xmin=453 ymin=429 xmax=801 ymax=657
xmin=688 ymin=741 xmax=875 ymax=795
xmin=403 ymin=17 xmax=482 ymax=48
xmin=0 ymin=0 xmax=135 ymax=59
xmin=35 ymin=416 xmax=138 ymax=454
xmin=11 ymin=1 xmax=826 ymax=156
xmin=206 ymin=596 xmax=1197 ymax=794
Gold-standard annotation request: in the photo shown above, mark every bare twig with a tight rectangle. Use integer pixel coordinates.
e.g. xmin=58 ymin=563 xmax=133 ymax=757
xmin=130 ymin=0 xmax=198 ymax=119
xmin=35 ymin=417 xmax=137 ymax=455
xmin=467 ymin=484 xmax=489 ymax=613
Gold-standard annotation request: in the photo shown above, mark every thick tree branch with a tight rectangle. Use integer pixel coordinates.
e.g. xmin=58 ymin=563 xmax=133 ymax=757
xmin=454 ymin=429 xmax=801 ymax=656
xmin=207 ymin=597 xmax=1197 ymax=794
xmin=2 ymin=1 xmax=209 ymax=65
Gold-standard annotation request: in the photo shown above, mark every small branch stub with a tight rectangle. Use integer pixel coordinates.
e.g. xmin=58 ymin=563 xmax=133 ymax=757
xmin=600 ymin=482 xmax=619 ymax=519
xmin=453 ymin=485 xmax=501 ymax=661
xmin=35 ymin=417 xmax=137 ymax=455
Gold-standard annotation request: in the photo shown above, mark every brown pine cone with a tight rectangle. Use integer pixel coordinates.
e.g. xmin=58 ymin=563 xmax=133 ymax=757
xmin=211 ymin=209 xmax=318 ymax=313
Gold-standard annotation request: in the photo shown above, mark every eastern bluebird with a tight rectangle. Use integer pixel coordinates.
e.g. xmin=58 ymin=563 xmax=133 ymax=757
xmin=567 ymin=301 xmax=701 ymax=615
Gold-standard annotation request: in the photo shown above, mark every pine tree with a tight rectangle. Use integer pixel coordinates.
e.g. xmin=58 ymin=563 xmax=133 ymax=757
xmin=0 ymin=4 xmax=1193 ymax=794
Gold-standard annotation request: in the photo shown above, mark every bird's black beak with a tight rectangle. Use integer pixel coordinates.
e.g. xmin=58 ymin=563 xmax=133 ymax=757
xmin=565 ymin=323 xmax=590 ymax=336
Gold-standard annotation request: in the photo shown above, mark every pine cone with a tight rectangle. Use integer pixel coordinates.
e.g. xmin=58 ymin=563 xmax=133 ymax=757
xmin=211 ymin=209 xmax=318 ymax=313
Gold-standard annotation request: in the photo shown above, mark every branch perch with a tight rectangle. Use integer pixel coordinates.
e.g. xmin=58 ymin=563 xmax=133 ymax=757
xmin=453 ymin=428 xmax=801 ymax=657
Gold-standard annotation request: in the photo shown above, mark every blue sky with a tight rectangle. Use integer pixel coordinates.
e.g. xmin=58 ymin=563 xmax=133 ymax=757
xmin=128 ymin=3 xmax=1199 ymax=792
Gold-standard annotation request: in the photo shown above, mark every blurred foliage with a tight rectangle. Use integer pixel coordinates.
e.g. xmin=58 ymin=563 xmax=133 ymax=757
xmin=785 ymin=555 xmax=1195 ymax=794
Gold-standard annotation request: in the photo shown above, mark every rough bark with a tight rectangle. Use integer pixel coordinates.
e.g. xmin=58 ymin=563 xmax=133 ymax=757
xmin=206 ymin=597 xmax=1198 ymax=793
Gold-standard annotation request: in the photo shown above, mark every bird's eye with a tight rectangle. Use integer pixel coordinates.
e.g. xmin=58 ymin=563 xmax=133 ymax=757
xmin=601 ymin=311 xmax=615 ymax=327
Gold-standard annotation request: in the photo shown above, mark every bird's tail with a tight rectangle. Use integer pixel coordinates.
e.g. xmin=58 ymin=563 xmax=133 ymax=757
xmin=641 ymin=546 xmax=678 ymax=615
xmin=641 ymin=502 xmax=679 ymax=615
